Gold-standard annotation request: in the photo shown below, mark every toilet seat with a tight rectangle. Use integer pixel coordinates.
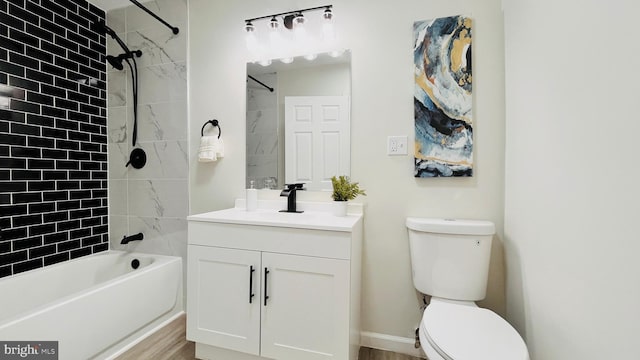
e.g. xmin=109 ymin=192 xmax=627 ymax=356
xmin=421 ymin=299 xmax=529 ymax=360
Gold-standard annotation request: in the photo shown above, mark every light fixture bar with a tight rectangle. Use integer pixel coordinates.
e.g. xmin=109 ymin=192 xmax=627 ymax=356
xmin=245 ymin=5 xmax=332 ymax=23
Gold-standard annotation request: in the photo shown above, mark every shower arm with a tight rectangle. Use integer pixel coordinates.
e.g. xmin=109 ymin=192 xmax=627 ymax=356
xmin=129 ymin=0 xmax=180 ymax=35
xmin=97 ymin=20 xmax=136 ymax=58
xmin=106 ymin=27 xmax=134 ymax=57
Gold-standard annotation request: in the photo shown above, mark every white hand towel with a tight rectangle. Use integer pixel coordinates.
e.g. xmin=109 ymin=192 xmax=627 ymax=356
xmin=198 ymin=136 xmax=218 ymax=162
xmin=215 ymin=138 xmax=224 ymax=158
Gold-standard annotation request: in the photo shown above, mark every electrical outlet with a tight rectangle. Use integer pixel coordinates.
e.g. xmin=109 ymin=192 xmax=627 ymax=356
xmin=387 ymin=136 xmax=408 ymax=155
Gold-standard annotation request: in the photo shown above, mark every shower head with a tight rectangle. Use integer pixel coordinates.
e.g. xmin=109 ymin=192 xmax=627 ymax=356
xmin=105 ymin=50 xmax=143 ymax=71
xmin=106 ymin=55 xmax=124 ymax=71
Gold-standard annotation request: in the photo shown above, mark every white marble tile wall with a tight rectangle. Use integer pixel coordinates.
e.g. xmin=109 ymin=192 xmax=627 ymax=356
xmin=246 ymin=73 xmax=278 ymax=187
xmin=136 ymin=101 xmax=188 ymax=142
xmin=127 ymin=180 xmax=189 ymax=218
xmin=106 ymin=0 xmax=188 ymax=277
xmin=126 ymin=22 xmax=187 ymax=68
xmin=124 ymin=0 xmax=187 ymax=33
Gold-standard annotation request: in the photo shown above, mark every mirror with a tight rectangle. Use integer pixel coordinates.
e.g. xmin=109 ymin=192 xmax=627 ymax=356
xmin=246 ymin=50 xmax=351 ymax=191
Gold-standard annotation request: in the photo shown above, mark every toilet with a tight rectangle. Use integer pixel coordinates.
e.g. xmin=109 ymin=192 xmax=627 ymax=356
xmin=406 ymin=217 xmax=529 ymax=360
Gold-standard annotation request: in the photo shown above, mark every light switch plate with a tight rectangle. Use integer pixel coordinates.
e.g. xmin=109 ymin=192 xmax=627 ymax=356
xmin=387 ymin=136 xmax=408 ymax=155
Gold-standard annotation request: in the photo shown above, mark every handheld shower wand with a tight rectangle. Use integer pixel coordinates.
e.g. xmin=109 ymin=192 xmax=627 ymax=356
xmin=94 ymin=20 xmax=142 ymax=148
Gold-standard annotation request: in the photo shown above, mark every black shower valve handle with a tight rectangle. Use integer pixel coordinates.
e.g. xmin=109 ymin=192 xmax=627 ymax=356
xmin=125 ymin=148 xmax=147 ymax=169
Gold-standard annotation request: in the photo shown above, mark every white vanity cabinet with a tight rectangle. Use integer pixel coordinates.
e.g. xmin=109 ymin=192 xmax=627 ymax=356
xmin=186 ymin=208 xmax=363 ymax=360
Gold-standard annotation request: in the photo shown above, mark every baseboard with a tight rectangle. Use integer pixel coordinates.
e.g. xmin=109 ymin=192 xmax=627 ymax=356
xmin=360 ymin=331 xmax=426 ymax=358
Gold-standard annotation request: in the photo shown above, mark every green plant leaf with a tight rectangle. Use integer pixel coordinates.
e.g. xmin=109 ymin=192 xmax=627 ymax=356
xmin=331 ymin=175 xmax=366 ymax=201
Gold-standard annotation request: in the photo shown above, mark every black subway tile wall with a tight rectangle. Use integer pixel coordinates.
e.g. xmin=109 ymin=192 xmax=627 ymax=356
xmin=0 ymin=0 xmax=108 ymax=278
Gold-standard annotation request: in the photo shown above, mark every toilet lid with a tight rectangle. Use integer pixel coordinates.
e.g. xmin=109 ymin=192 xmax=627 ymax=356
xmin=422 ymin=301 xmax=529 ymax=360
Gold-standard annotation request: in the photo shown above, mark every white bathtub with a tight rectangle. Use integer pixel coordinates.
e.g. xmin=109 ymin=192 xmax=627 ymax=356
xmin=0 ymin=251 xmax=183 ymax=360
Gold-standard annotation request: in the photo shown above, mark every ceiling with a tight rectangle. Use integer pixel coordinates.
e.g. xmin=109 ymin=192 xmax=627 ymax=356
xmin=87 ymin=0 xmax=154 ymax=12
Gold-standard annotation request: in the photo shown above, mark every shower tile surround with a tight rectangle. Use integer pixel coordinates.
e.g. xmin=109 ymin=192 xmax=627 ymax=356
xmin=0 ymin=0 xmax=109 ymax=277
xmin=106 ymin=1 xmax=188 ymax=270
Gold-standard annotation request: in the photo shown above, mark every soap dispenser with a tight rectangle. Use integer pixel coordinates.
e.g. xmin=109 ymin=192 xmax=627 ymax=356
xmin=246 ymin=180 xmax=257 ymax=211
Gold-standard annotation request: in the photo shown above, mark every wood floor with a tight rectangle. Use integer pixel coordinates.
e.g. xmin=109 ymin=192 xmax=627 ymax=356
xmin=358 ymin=347 xmax=425 ymax=360
xmin=115 ymin=313 xmax=425 ymax=360
xmin=115 ymin=314 xmax=194 ymax=360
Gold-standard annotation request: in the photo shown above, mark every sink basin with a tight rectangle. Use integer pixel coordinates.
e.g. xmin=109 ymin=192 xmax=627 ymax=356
xmin=187 ymin=206 xmax=361 ymax=232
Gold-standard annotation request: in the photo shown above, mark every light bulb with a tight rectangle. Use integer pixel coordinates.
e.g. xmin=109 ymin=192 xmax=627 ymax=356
xmin=293 ymin=13 xmax=308 ymax=44
xmin=304 ymin=53 xmax=317 ymax=61
xmin=244 ymin=21 xmax=257 ymax=52
xmin=329 ymin=49 xmax=344 ymax=58
xmin=323 ymin=7 xmax=333 ymax=21
xmin=269 ymin=17 xmax=285 ymax=54
xmin=270 ymin=17 xmax=279 ymax=30
xmin=322 ymin=8 xmax=335 ymax=42
xmin=258 ymin=59 xmax=272 ymax=66
xmin=293 ymin=13 xmax=305 ymax=28
xmin=280 ymin=57 xmax=294 ymax=64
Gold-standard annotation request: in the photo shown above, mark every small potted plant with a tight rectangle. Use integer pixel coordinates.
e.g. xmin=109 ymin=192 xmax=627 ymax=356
xmin=331 ymin=175 xmax=366 ymax=216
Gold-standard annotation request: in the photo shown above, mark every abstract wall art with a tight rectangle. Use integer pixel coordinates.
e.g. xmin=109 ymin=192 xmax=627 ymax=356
xmin=413 ymin=15 xmax=473 ymax=177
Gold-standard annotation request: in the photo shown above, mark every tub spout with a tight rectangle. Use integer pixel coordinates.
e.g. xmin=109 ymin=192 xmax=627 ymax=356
xmin=121 ymin=232 xmax=144 ymax=245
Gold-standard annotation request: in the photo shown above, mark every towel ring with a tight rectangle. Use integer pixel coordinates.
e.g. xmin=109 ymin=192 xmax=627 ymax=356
xmin=201 ymin=119 xmax=221 ymax=138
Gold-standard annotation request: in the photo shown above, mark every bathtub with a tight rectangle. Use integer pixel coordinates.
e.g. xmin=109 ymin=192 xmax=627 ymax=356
xmin=0 ymin=251 xmax=183 ymax=360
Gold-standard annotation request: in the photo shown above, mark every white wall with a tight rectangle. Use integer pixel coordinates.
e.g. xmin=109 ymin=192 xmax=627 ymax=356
xmin=503 ymin=0 xmax=640 ymax=359
xmin=189 ymin=0 xmax=506 ymax=351
xmin=278 ymin=62 xmax=351 ymax=98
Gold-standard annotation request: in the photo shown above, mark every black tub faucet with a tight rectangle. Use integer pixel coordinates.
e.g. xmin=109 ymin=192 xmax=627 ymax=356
xmin=280 ymin=183 xmax=305 ymax=213
xmin=121 ymin=232 xmax=144 ymax=245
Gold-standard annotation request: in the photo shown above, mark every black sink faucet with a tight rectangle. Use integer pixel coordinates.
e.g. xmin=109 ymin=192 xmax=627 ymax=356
xmin=279 ymin=183 xmax=305 ymax=213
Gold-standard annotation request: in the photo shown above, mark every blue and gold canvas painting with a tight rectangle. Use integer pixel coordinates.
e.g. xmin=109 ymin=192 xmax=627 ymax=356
xmin=414 ymin=15 xmax=473 ymax=177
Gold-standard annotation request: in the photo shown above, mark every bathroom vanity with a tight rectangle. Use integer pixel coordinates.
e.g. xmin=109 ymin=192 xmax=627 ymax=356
xmin=186 ymin=202 xmax=363 ymax=360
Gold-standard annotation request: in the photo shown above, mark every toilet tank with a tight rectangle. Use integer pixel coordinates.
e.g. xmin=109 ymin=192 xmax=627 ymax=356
xmin=406 ymin=218 xmax=495 ymax=301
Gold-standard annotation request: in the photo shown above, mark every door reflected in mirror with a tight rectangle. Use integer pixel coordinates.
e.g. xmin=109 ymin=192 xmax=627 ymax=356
xmin=246 ymin=50 xmax=351 ymax=191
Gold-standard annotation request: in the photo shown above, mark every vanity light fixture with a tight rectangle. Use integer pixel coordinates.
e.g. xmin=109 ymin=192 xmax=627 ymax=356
xmin=244 ymin=5 xmax=331 ymax=30
xmin=244 ymin=5 xmax=334 ymax=57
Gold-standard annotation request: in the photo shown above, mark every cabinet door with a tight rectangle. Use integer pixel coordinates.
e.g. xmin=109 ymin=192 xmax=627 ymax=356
xmin=187 ymin=245 xmax=261 ymax=355
xmin=260 ymin=252 xmax=350 ymax=360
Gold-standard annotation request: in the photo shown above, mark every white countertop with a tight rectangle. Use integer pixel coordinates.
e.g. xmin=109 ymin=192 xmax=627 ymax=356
xmin=187 ymin=202 xmax=362 ymax=232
